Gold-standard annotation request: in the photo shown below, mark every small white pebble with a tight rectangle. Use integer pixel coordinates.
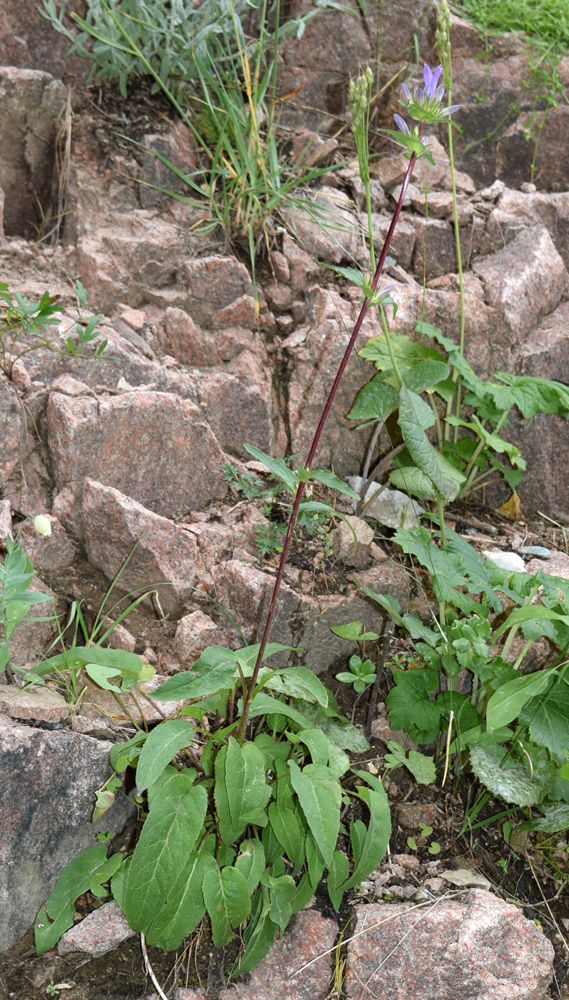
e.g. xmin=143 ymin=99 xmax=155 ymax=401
xmin=482 ymin=549 xmax=526 ymax=573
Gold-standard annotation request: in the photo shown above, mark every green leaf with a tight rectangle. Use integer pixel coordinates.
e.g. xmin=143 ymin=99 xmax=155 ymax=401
xmin=266 ymin=668 xmax=329 ymax=707
xmin=486 ymin=671 xmax=556 ymax=732
xmin=521 ymin=678 xmax=569 ymax=762
xmin=400 ymin=359 xmax=450 ymax=393
xmin=493 ymin=605 xmax=569 ymax=639
xmin=152 ymin=662 xmax=238 ymax=700
xmin=136 ymin=719 xmax=196 ymax=793
xmin=248 ymin=694 xmax=313 ymax=730
xmin=268 ymin=874 xmax=297 ymax=932
xmin=235 ymin=839 xmax=266 ymax=894
xmin=518 ymin=803 xmax=569 ymax=833
xmin=339 ymin=785 xmax=391 ymax=890
xmin=296 ymin=728 xmax=330 ymax=765
xmin=243 ymin=445 xmax=297 ymax=492
xmin=398 ymin=384 xmax=446 ymax=495
xmin=123 ymin=772 xmax=207 ymax=931
xmin=384 ymin=741 xmax=436 ymax=784
xmin=310 ymin=469 xmax=360 ymax=499
xmin=288 ymin=760 xmax=341 ymax=866
xmin=470 ymin=742 xmax=557 ymax=807
xmin=144 ymin=850 xmax=216 ymax=950
xmin=359 ymin=332 xmax=445 ymax=368
xmin=236 ymin=891 xmax=279 ymax=975
xmin=327 ymin=850 xmax=349 ymax=910
xmin=386 ymin=667 xmax=441 ymax=743
xmin=215 ymin=737 xmax=271 ymax=845
xmin=347 ymin=374 xmax=398 ymax=421
xmin=305 ymin=829 xmax=326 ymax=887
xmin=84 ymin=663 xmax=123 ymax=692
xmin=202 ymin=866 xmax=251 ymax=947
xmin=35 ymin=845 xmax=110 ymax=954
xmin=268 ymin=802 xmax=305 ymax=869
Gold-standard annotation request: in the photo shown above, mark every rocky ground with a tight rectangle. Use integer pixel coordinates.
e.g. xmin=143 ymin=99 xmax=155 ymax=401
xmin=1 ymin=1 xmax=569 ymax=997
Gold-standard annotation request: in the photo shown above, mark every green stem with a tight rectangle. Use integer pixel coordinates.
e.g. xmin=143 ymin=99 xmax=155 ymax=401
xmin=461 ymin=409 xmax=510 ymax=495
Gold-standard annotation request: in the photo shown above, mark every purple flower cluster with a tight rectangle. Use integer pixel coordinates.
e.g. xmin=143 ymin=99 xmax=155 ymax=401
xmin=399 ymin=63 xmax=460 ymax=124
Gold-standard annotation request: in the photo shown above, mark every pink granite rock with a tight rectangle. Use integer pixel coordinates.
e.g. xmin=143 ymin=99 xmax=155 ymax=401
xmin=47 ymin=388 xmax=227 ymax=519
xmin=344 ymin=891 xmax=554 ymax=1000
xmin=230 ymin=911 xmax=337 ymax=1000
xmin=58 ymin=900 xmax=136 ymax=957
xmin=81 ymin=479 xmax=202 ymax=615
xmin=175 ymin=611 xmax=227 ymax=666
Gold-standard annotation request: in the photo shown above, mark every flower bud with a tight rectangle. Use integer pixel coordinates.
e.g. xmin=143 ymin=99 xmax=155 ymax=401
xmin=34 ymin=515 xmax=52 ymax=537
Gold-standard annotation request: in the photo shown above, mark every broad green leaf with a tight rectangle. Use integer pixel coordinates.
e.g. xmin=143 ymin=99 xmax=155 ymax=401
xmin=350 ymin=819 xmax=367 ymax=869
xmin=202 ymin=866 xmax=251 ymax=947
xmin=327 ymin=744 xmax=351 ymax=778
xmin=136 ymin=719 xmax=196 ymax=793
xmin=518 ymin=803 xmax=569 ymax=833
xmin=493 ymin=605 xmax=569 ymax=639
xmin=84 ymin=663 xmax=123 ymax=691
xmin=236 ymin=890 xmax=279 ymax=975
xmin=268 ymin=874 xmax=297 ymax=932
xmin=389 ymin=465 xmax=437 ymax=500
xmin=521 ymin=678 xmax=569 ymax=762
xmin=310 ymin=469 xmax=360 ymax=499
xmin=243 ymin=445 xmax=297 ymax=492
xmin=123 ymin=772 xmax=207 ymax=931
xmin=386 ymin=667 xmax=441 ymax=743
xmin=347 ymin=374 xmax=398 ymax=421
xmin=305 ymin=829 xmax=326 ymax=887
xmin=470 ymin=742 xmax=557 ymax=806
xmin=398 ymin=384 xmax=446 ymax=494
xmin=384 ymin=741 xmax=436 ymax=784
xmin=327 ymin=851 xmax=349 ymax=911
xmin=339 ymin=785 xmax=391 ymax=890
xmin=235 ymin=839 xmax=266 ymax=894
xmin=35 ymin=845 xmax=110 ymax=955
xmin=215 ymin=737 xmax=271 ymax=845
xmin=359 ymin=332 xmax=445 ymax=367
xmin=302 ymin=704 xmax=370 ymax=753
xmin=493 ymin=372 xmax=569 ymax=419
xmin=248 ymin=693 xmax=313 ymax=730
xmin=288 ymin=760 xmax=341 ymax=866
xmin=266 ymin=667 xmax=329 ymax=707
xmin=400 ymin=359 xmax=449 ymax=393
xmin=486 ymin=670 xmax=556 ymax=731
xmin=268 ymin=803 xmax=305 ymax=869
xmin=144 ymin=850 xmax=216 ymax=950
xmin=296 ymin=728 xmax=330 ymax=765
xmin=330 ymin=621 xmax=379 ymax=642
xmin=393 ymin=526 xmax=487 ymax=614
xmin=152 ymin=662 xmax=238 ymax=700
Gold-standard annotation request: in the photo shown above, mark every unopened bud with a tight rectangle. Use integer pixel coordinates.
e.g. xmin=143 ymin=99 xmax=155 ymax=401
xmin=34 ymin=515 xmax=52 ymax=537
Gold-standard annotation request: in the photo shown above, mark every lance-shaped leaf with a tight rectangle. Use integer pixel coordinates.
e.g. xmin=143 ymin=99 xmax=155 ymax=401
xmin=35 ymin=845 xmax=112 ymax=955
xmin=398 ymin=383 xmax=446 ymax=495
xmin=144 ymin=849 xmax=216 ymax=950
xmin=235 ymin=839 xmax=266 ymax=894
xmin=288 ymin=760 xmax=341 ymax=866
xmin=339 ymin=779 xmax=391 ymax=890
xmin=215 ymin=737 xmax=271 ymax=845
xmin=486 ymin=670 xmax=556 ymax=732
xmin=202 ymin=866 xmax=251 ymax=947
xmin=136 ymin=718 xmax=196 ymax=792
xmin=123 ymin=772 xmax=207 ymax=931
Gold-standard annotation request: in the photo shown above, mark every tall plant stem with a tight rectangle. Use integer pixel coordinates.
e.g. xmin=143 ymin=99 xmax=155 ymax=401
xmin=238 ymin=153 xmax=417 ymax=743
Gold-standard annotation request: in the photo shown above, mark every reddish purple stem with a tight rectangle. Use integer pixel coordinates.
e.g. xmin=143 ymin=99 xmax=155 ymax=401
xmin=238 ymin=152 xmax=417 ymax=743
